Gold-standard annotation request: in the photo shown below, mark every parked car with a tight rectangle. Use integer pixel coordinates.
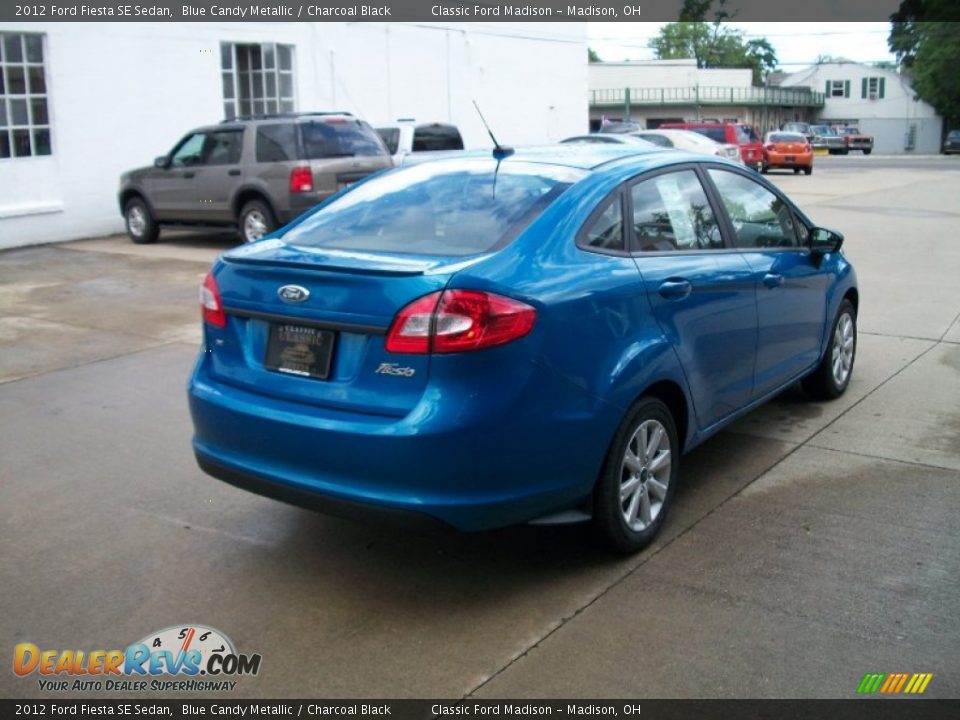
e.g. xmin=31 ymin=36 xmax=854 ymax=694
xmin=838 ymin=126 xmax=874 ymax=154
xmin=561 ymin=134 xmax=657 ymax=147
xmin=660 ymin=122 xmax=764 ymax=169
xmin=629 ymin=129 xmax=742 ymax=163
xmin=375 ymin=119 xmax=465 ymax=165
xmin=809 ymin=124 xmax=847 ymax=155
xmin=189 ymin=145 xmax=858 ymax=554
xmin=762 ymin=131 xmax=813 ymax=175
xmin=780 ymin=121 xmax=815 ymax=144
xmin=118 ymin=112 xmax=393 ymax=244
xmin=944 ymin=129 xmax=960 ymax=155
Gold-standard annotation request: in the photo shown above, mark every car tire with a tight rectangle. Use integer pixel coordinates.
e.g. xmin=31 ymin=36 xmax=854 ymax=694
xmin=593 ymin=397 xmax=680 ymax=555
xmin=804 ymin=166 xmax=813 ymax=176
xmin=239 ymin=199 xmax=278 ymax=243
xmin=124 ymin=197 xmax=159 ymax=244
xmin=803 ymin=299 xmax=857 ymax=400
xmin=863 ymin=149 xmax=872 ymax=155
xmin=793 ymin=167 xmax=801 ymax=174
xmin=761 ymin=164 xmax=769 ymax=174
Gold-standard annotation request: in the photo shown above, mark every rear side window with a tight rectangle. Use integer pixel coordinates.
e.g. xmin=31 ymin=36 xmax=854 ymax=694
xmin=412 ymin=125 xmax=464 ymax=152
xmin=203 ymin=130 xmax=243 ymax=165
xmin=580 ymin=194 xmax=624 ymax=252
xmin=640 ymin=134 xmax=673 ymax=148
xmin=256 ymin=123 xmax=298 ymax=162
xmin=281 ymin=160 xmax=584 ymax=257
xmin=690 ymin=127 xmax=726 ymax=143
xmin=631 ymin=170 xmax=722 ymax=252
xmin=377 ymin=127 xmax=400 ymax=154
xmin=299 ymin=119 xmax=387 ymax=159
xmin=736 ymin=126 xmax=760 ymax=143
xmin=708 ymin=169 xmax=799 ymax=249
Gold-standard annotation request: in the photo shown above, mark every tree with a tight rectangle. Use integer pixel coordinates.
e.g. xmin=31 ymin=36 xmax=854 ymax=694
xmin=588 ymin=48 xmax=601 ymax=63
xmin=649 ymin=22 xmax=777 ymax=85
xmin=889 ymin=1 xmax=960 ymax=126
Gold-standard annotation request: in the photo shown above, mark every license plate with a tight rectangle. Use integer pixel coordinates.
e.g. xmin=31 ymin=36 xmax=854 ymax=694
xmin=337 ymin=182 xmax=354 ymax=191
xmin=785 ymin=155 xmax=796 ymax=162
xmin=265 ymin=323 xmax=335 ymax=380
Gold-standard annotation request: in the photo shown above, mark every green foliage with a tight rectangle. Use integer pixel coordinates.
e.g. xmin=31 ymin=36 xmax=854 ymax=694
xmin=588 ymin=47 xmax=601 ymax=63
xmin=889 ymin=1 xmax=960 ymax=125
xmin=649 ymin=21 xmax=778 ymax=85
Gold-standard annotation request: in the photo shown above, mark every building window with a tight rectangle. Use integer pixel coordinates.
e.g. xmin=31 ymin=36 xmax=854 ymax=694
xmin=862 ymin=77 xmax=886 ymax=99
xmin=0 ymin=32 xmax=51 ymax=159
xmin=826 ymin=80 xmax=850 ymax=98
xmin=221 ymin=42 xmax=295 ymax=120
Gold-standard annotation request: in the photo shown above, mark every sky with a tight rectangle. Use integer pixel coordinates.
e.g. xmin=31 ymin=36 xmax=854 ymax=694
xmin=587 ymin=22 xmax=897 ymax=71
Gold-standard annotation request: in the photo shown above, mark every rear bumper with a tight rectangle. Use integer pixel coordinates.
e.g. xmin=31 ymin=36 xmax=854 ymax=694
xmin=764 ymin=152 xmax=813 ymax=167
xmin=188 ymin=356 xmax=609 ymax=532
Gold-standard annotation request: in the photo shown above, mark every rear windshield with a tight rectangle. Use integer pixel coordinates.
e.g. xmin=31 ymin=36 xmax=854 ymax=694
xmin=769 ymin=133 xmax=805 ymax=143
xmin=412 ymin=125 xmax=464 ymax=152
xmin=376 ymin=127 xmax=400 ymax=154
xmin=299 ymin=119 xmax=387 ymax=159
xmin=281 ymin=160 xmax=585 ymax=257
xmin=736 ymin=125 xmax=760 ymax=143
xmin=949 ymin=130 xmax=960 ymax=140
xmin=690 ymin=127 xmax=726 ymax=143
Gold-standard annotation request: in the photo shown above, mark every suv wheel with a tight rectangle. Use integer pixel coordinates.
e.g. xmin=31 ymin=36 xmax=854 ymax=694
xmin=124 ymin=198 xmax=159 ymax=244
xmin=593 ymin=397 xmax=679 ymax=554
xmin=239 ymin=200 xmax=277 ymax=243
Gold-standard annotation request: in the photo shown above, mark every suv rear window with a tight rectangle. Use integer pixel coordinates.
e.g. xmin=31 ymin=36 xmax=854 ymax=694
xmin=690 ymin=127 xmax=727 ymax=143
xmin=412 ymin=124 xmax=464 ymax=152
xmin=300 ymin=119 xmax=387 ymax=159
xmin=281 ymin=160 xmax=585 ymax=257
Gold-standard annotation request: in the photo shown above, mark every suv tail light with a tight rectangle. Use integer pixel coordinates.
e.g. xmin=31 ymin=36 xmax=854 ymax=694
xmin=200 ymin=272 xmax=226 ymax=328
xmin=386 ymin=290 xmax=536 ymax=354
xmin=289 ymin=166 xmax=313 ymax=193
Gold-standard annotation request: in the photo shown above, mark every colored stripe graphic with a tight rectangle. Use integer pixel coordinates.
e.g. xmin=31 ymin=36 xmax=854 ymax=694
xmin=857 ymin=672 xmax=932 ymax=694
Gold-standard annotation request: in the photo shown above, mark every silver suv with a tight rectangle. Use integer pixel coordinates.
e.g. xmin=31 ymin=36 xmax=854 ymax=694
xmin=118 ymin=112 xmax=393 ymax=244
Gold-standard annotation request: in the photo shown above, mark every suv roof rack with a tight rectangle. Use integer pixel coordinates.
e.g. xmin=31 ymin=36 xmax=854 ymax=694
xmin=221 ymin=111 xmax=354 ymax=123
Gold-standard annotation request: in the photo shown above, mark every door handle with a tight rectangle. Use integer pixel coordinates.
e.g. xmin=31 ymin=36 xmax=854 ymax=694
xmin=182 ymin=172 xmax=195 ymax=179
xmin=228 ymin=169 xmax=241 ymax=176
xmin=658 ymin=279 xmax=693 ymax=300
xmin=763 ymin=273 xmax=784 ymax=288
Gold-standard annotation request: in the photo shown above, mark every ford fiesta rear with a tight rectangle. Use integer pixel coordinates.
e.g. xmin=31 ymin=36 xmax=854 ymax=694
xmin=187 ymin=158 xmax=598 ymax=531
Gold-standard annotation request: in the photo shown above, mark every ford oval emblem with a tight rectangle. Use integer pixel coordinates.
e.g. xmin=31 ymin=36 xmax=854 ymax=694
xmin=278 ymin=285 xmax=310 ymax=304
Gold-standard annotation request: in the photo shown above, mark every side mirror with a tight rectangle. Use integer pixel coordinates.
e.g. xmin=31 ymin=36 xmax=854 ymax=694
xmin=154 ymin=156 xmax=170 ymax=169
xmin=810 ymin=226 xmax=844 ymax=254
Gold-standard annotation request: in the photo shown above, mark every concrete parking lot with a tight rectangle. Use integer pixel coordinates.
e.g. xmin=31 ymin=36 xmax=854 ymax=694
xmin=1 ymin=155 xmax=959 ymax=699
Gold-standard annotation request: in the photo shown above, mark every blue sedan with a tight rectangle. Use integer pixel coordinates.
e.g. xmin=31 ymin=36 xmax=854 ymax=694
xmin=188 ymin=145 xmax=858 ymax=553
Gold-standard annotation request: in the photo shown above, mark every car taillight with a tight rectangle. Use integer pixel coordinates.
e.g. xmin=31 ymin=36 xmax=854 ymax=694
xmin=765 ymin=144 xmax=776 ymax=151
xmin=289 ymin=166 xmax=313 ymax=193
xmin=200 ymin=271 xmax=226 ymax=328
xmin=385 ymin=289 xmax=536 ymax=354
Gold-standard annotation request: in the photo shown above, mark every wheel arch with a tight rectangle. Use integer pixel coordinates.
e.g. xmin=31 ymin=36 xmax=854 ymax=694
xmin=638 ymin=379 xmax=691 ymax=455
xmin=231 ymin=187 xmax=277 ymax=221
xmin=118 ymin=188 xmax=152 ymax=215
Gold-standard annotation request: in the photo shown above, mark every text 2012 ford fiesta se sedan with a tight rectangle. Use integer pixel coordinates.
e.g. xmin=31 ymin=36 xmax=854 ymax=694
xmin=188 ymin=145 xmax=858 ymax=553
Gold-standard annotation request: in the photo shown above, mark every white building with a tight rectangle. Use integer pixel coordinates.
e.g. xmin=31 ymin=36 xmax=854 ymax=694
xmin=588 ymin=59 xmax=824 ymax=132
xmin=780 ymin=60 xmax=941 ymax=154
xmin=0 ymin=22 xmax=587 ymax=249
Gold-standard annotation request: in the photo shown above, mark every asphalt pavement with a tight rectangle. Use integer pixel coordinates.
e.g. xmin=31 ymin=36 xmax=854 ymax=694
xmin=1 ymin=155 xmax=959 ymax=699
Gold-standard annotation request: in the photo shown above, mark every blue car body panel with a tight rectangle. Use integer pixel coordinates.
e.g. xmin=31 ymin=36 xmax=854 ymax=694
xmin=188 ymin=146 xmax=858 ymax=531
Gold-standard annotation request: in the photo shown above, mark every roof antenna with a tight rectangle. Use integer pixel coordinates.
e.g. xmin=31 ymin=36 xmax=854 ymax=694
xmin=473 ymin=100 xmax=514 ymax=159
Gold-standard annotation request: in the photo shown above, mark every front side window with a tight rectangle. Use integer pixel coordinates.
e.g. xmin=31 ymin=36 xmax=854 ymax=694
xmin=630 ymin=170 xmax=722 ymax=252
xmin=221 ymin=42 xmax=295 ymax=120
xmin=281 ymin=160 xmax=585 ymax=257
xmin=1 ymin=32 xmax=51 ymax=158
xmin=170 ymin=133 xmax=205 ymax=167
xmin=708 ymin=169 xmax=799 ymax=249
xmin=580 ymin=194 xmax=624 ymax=252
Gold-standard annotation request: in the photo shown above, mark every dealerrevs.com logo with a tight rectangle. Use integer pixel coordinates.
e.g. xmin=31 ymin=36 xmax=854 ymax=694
xmin=13 ymin=624 xmax=261 ymax=692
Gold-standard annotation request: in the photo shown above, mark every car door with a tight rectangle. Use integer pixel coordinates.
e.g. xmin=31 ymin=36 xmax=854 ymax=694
xmin=189 ymin=129 xmax=245 ymax=222
xmin=628 ymin=166 xmax=758 ymax=430
xmin=704 ymin=167 xmax=829 ymax=398
xmin=144 ymin=132 xmax=205 ymax=221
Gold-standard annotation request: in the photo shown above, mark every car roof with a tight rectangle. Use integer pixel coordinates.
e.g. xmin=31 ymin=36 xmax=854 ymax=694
xmin=419 ymin=144 xmax=673 ymax=170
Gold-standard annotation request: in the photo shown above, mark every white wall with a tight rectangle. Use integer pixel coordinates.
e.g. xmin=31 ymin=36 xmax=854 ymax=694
xmin=589 ymin=60 xmax=753 ymax=91
xmin=0 ymin=22 xmax=587 ymax=249
xmin=781 ymin=61 xmax=942 ymax=153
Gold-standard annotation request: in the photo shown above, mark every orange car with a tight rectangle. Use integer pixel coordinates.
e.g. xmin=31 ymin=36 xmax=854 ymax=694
xmin=762 ymin=131 xmax=813 ymax=175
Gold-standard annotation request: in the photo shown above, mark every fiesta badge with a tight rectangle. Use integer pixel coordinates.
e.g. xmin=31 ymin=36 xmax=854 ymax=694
xmin=278 ymin=285 xmax=310 ymax=304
